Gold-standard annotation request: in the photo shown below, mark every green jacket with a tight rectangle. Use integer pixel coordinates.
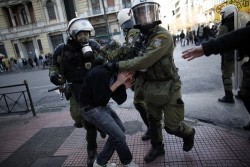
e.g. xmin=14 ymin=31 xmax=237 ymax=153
xmin=104 ymin=28 xmax=140 ymax=61
xmin=218 ymin=24 xmax=234 ymax=61
xmin=119 ymin=26 xmax=177 ymax=81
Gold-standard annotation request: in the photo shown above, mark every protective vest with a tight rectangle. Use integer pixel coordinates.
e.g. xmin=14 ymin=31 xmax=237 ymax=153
xmin=61 ymin=40 xmax=99 ymax=83
xmin=141 ymin=26 xmax=179 ymax=82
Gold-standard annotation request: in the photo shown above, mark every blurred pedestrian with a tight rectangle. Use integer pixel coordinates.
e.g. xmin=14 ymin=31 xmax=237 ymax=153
xmin=180 ymin=30 xmax=185 ymax=47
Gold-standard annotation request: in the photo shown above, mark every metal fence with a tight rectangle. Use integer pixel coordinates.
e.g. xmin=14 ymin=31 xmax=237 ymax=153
xmin=0 ymin=80 xmax=36 ymax=116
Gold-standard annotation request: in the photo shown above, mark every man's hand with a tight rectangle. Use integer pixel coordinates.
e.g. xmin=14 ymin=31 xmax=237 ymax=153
xmin=182 ymin=46 xmax=205 ymax=61
xmin=50 ymin=73 xmax=64 ymax=86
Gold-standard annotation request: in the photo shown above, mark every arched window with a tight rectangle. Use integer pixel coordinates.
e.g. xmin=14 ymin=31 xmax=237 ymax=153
xmin=21 ymin=8 xmax=28 ymax=24
xmin=46 ymin=0 xmax=56 ymax=20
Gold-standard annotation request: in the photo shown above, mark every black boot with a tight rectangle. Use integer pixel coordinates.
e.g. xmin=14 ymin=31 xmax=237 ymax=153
xmin=74 ymin=122 xmax=83 ymax=128
xmin=218 ymin=91 xmax=235 ymax=103
xmin=141 ymin=129 xmax=151 ymax=141
xmin=144 ymin=144 xmax=165 ymax=163
xmin=183 ymin=128 xmax=195 ymax=152
xmin=87 ymin=149 xmax=97 ymax=167
xmin=243 ymin=122 xmax=250 ymax=130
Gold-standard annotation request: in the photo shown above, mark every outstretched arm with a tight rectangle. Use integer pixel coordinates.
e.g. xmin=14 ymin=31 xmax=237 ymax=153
xmin=182 ymin=45 xmax=205 ymax=61
xmin=182 ymin=26 xmax=250 ymax=61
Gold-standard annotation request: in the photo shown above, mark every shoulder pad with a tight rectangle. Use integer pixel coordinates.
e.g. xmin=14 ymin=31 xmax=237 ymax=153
xmin=53 ymin=43 xmax=65 ymax=56
xmin=89 ymin=39 xmax=101 ymax=51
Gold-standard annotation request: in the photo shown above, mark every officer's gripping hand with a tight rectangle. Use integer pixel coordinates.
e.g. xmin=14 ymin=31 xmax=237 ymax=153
xmin=50 ymin=73 xmax=64 ymax=86
xmin=105 ymin=61 xmax=119 ymax=73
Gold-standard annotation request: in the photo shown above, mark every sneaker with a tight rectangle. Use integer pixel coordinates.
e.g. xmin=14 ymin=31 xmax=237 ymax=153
xmin=144 ymin=144 xmax=165 ymax=163
xmin=183 ymin=128 xmax=195 ymax=152
xmin=123 ymin=161 xmax=140 ymax=167
xmin=93 ymin=160 xmax=116 ymax=167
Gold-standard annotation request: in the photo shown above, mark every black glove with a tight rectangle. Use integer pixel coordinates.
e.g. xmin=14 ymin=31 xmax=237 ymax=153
xmin=64 ymin=84 xmax=72 ymax=100
xmin=105 ymin=61 xmax=119 ymax=73
xmin=50 ymin=73 xmax=64 ymax=86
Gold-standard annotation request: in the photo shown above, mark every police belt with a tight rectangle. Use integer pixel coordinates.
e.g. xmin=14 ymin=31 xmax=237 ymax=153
xmin=79 ymin=105 xmax=95 ymax=113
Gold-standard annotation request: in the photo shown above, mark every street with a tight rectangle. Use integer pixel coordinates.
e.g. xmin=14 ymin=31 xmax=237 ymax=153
xmin=0 ymin=43 xmax=249 ymax=130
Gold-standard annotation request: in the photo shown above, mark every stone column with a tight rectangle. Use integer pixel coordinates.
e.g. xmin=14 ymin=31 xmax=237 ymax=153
xmin=56 ymin=0 xmax=64 ymax=22
xmin=44 ymin=6 xmax=49 ymax=24
xmin=8 ymin=7 xmax=16 ymax=27
xmin=53 ymin=4 xmax=59 ymax=22
xmin=24 ymin=2 xmax=32 ymax=23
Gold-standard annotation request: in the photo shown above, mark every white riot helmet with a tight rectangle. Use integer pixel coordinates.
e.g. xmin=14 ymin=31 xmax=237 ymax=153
xmin=220 ymin=4 xmax=237 ymax=20
xmin=117 ymin=8 xmax=134 ymax=30
xmin=131 ymin=0 xmax=160 ymax=27
xmin=67 ymin=18 xmax=95 ymax=39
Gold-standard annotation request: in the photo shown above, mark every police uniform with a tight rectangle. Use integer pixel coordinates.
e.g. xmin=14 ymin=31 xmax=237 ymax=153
xmin=218 ymin=23 xmax=235 ymax=103
xmin=127 ymin=28 xmax=151 ymax=140
xmin=49 ymin=38 xmax=103 ymax=167
xmin=118 ymin=25 xmax=195 ymax=162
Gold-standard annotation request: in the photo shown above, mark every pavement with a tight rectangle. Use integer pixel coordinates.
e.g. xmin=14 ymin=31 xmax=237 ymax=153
xmin=1 ymin=43 xmax=250 ymax=167
xmin=0 ymin=100 xmax=250 ymax=167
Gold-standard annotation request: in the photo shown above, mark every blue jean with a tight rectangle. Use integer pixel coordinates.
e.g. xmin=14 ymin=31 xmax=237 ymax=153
xmin=81 ymin=105 xmax=132 ymax=165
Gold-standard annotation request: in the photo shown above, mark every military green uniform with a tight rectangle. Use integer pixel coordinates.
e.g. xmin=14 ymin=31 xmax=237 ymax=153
xmin=127 ymin=29 xmax=151 ymax=136
xmin=107 ymin=28 xmax=151 ymax=139
xmin=218 ymin=24 xmax=235 ymax=102
xmin=119 ymin=26 xmax=195 ymax=153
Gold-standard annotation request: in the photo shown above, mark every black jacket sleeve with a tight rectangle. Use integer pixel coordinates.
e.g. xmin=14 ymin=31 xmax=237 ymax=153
xmin=202 ymin=26 xmax=250 ymax=56
xmin=52 ymin=43 xmax=65 ymax=67
xmin=111 ymin=85 xmax=127 ymax=105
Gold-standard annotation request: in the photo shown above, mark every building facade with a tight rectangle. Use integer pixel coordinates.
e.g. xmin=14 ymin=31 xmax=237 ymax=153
xmin=0 ymin=0 xmax=132 ymax=60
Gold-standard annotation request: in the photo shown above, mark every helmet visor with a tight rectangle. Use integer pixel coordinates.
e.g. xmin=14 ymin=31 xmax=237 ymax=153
xmin=132 ymin=3 xmax=159 ymax=26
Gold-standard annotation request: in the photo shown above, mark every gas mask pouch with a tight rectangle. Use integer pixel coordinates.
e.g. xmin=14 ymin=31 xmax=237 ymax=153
xmin=81 ymin=44 xmax=94 ymax=70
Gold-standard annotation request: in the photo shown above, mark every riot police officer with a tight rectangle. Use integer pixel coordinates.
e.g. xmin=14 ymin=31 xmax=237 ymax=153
xmin=107 ymin=0 xmax=195 ymax=163
xmin=218 ymin=4 xmax=237 ymax=103
xmin=117 ymin=8 xmax=151 ymax=140
xmin=49 ymin=18 xmax=104 ymax=167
